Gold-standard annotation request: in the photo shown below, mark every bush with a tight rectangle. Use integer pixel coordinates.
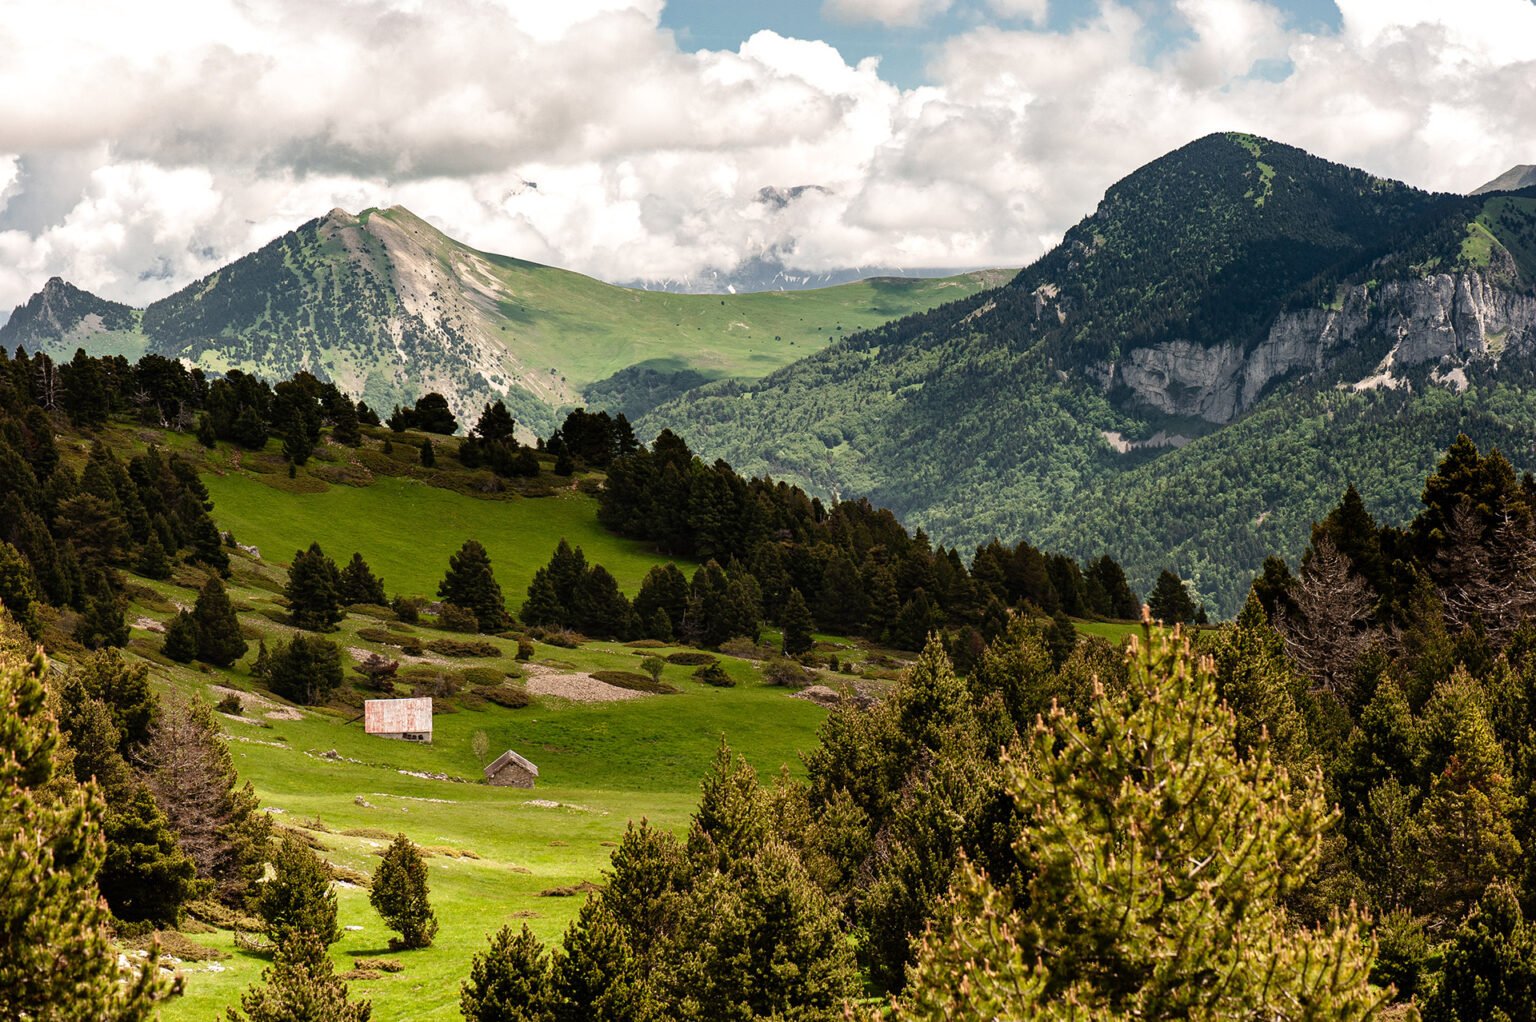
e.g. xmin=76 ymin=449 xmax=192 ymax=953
xmin=625 ymin=639 xmax=667 ymax=649
xmin=529 ymin=627 xmax=583 ymax=648
xmin=762 ymin=657 xmax=810 ymax=688
xmin=216 ymin=692 xmax=245 ymax=715
xmin=435 ymin=602 xmax=480 ymax=633
xmin=694 ymin=662 xmax=735 ymax=687
xmin=391 ymin=595 xmax=423 ymax=623
xmin=461 ymin=667 xmax=504 ymax=687
xmin=667 ymin=651 xmax=717 ymax=667
xmin=516 ymin=637 xmax=535 ymax=660
xmin=591 ymin=670 xmax=678 ymax=695
xmin=720 ymin=637 xmax=772 ymax=660
xmin=482 ymin=686 xmax=533 ymax=709
xmin=426 ymin=637 xmax=500 ymax=658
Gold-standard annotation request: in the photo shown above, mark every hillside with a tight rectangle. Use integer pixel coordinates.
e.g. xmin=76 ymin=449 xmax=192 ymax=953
xmin=653 ymin=133 xmax=1536 ymax=613
xmin=0 ymin=207 xmax=1005 ymax=433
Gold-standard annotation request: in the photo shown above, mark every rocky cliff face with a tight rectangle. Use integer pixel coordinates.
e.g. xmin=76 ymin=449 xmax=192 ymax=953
xmin=1096 ymin=266 xmax=1536 ymax=422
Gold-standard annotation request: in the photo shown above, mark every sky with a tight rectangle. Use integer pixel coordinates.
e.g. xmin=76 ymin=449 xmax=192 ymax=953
xmin=0 ymin=0 xmax=1533 ymax=313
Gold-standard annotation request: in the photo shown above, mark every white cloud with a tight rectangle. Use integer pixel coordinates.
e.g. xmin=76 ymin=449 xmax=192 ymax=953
xmin=822 ymin=0 xmax=955 ymax=29
xmin=0 ymin=0 xmax=1533 ymax=315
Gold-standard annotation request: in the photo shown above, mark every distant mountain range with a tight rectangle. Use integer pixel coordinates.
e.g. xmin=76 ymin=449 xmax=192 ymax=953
xmin=1476 ymin=164 xmax=1536 ymax=195
xmin=653 ymin=133 xmax=1536 ymax=612
xmin=0 ymin=207 xmax=1003 ymax=433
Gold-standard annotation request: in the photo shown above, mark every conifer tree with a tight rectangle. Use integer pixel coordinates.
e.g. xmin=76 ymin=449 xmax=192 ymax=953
xmin=264 ymin=633 xmax=345 ymax=705
xmin=197 ymin=411 xmax=218 ymax=448
xmin=163 ymin=609 xmax=198 ymax=662
xmin=889 ymin=621 xmax=1384 ymax=1020
xmin=194 ymin=574 xmax=249 ymax=666
xmin=0 ymin=540 xmax=42 ymax=639
xmin=330 ymin=401 xmax=361 ymax=447
xmin=419 ymin=437 xmax=436 ymax=467
xmin=780 ymin=587 xmax=815 ymax=656
xmin=338 ymin=552 xmax=386 ymax=606
xmin=571 ymin=565 xmax=632 ymax=639
xmin=521 ymin=568 xmax=566 ymax=628
xmin=461 ymin=924 xmax=555 ymax=1022
xmin=226 ymin=932 xmax=371 ymax=1022
xmin=0 ymin=622 xmax=174 ymax=1021
xmin=258 ymin=832 xmax=340 ymax=948
xmin=1146 ymin=568 xmax=1196 ymax=623
xmin=286 ymin=542 xmax=343 ymax=630
xmin=140 ymin=696 xmax=273 ymax=905
xmin=136 ymin=531 xmax=171 ymax=579
xmin=370 ymin=834 xmax=439 ymax=949
xmin=548 ymin=899 xmax=654 ymax=1022
xmin=1212 ymin=594 xmax=1313 ymax=772
xmin=281 ymin=405 xmax=313 ymax=466
xmin=1423 ymin=879 xmax=1536 ymax=1022
xmin=438 ymin=539 xmax=510 ymax=632
xmin=75 ymin=583 xmax=128 ymax=649
xmin=474 ymin=399 xmax=517 ymax=442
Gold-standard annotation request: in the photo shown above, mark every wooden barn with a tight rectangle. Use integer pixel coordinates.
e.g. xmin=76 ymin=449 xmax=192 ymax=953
xmin=484 ymin=749 xmax=539 ymax=788
xmin=364 ymin=697 xmax=433 ymax=743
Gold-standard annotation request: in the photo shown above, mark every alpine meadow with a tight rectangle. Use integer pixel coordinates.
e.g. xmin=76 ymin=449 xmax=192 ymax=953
xmin=5 ymin=3 xmax=1536 ymax=1021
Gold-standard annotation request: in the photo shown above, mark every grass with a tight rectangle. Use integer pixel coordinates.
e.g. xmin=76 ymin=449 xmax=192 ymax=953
xmin=1072 ymin=618 xmax=1140 ymax=644
xmin=202 ymin=472 xmax=684 ymax=613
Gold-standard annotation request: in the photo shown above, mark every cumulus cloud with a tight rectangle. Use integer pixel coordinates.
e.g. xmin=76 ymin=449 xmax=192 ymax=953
xmin=822 ymin=0 xmax=956 ymax=29
xmin=0 ymin=0 xmax=1533 ymax=314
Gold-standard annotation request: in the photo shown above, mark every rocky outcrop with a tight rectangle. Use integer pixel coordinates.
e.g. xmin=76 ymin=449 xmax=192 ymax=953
xmin=1098 ymin=268 xmax=1536 ymax=422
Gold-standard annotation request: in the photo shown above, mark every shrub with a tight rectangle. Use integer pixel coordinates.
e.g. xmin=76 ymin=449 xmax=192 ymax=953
xmin=529 ymin=627 xmax=583 ymax=648
xmin=426 ymin=637 xmax=500 ymax=658
xmin=591 ymin=670 xmax=678 ymax=695
xmin=483 ymin=686 xmax=533 ymax=709
xmin=720 ymin=637 xmax=772 ymax=660
xmin=694 ymin=662 xmax=735 ymax=687
xmin=436 ymin=602 xmax=481 ymax=633
xmin=516 ymin=637 xmax=535 ymax=660
xmin=391 ymin=595 xmax=423 ymax=623
xmin=762 ymin=657 xmax=810 ymax=688
xmin=461 ymin=667 xmax=504 ymax=687
xmin=216 ymin=692 xmax=245 ymax=715
xmin=667 ymin=651 xmax=717 ymax=667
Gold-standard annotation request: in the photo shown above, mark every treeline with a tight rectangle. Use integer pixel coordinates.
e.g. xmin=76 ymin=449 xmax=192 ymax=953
xmin=581 ymin=425 xmax=1138 ymax=653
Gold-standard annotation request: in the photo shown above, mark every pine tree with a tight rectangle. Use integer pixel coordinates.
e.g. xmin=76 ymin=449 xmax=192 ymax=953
xmin=286 ymin=542 xmax=343 ymax=631
xmin=0 ymin=540 xmax=43 ymax=639
xmin=75 ymin=583 xmax=128 ymax=649
xmin=1424 ymin=879 xmax=1536 ymax=1022
xmin=264 ymin=633 xmax=345 ymax=706
xmin=258 ymin=832 xmax=340 ymax=947
xmin=163 ymin=609 xmax=198 ymax=662
xmin=548 ymin=899 xmax=654 ymax=1022
xmin=226 ymin=932 xmax=371 ymax=1022
xmin=370 ymin=834 xmax=439 ymax=949
xmin=338 ymin=552 xmax=386 ymax=606
xmin=419 ymin=437 xmax=436 ymax=467
xmin=687 ymin=739 xmax=770 ymax=874
xmin=438 ymin=539 xmax=510 ymax=633
xmin=281 ymin=405 xmax=313 ymax=467
xmin=330 ymin=401 xmax=361 ymax=447
xmin=781 ymin=587 xmax=815 ymax=656
xmin=412 ymin=393 xmax=458 ymax=435
xmin=194 ymin=574 xmax=249 ymax=666
xmin=891 ymin=621 xmax=1384 ymax=1020
xmin=140 ymin=696 xmax=273 ymax=905
xmin=1146 ymin=568 xmax=1196 ymax=623
xmin=0 ymin=619 xmax=173 ymax=1020
xmin=571 ymin=565 xmax=632 ymax=639
xmin=461 ymin=924 xmax=555 ymax=1022
xmin=136 ymin=532 xmax=171 ymax=579
xmin=98 ymin=781 xmax=200 ymax=926
xmin=474 ymin=399 xmax=517 ymax=442
xmin=521 ymin=568 xmax=566 ymax=628
xmin=197 ymin=411 xmax=218 ymax=448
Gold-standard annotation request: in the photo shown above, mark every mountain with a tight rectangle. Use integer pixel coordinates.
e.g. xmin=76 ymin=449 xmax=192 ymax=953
xmin=1474 ymin=164 xmax=1536 ymax=194
xmin=1 ymin=206 xmax=1005 ymax=433
xmin=652 ymin=132 xmax=1536 ymax=613
xmin=623 ymin=253 xmax=981 ymax=295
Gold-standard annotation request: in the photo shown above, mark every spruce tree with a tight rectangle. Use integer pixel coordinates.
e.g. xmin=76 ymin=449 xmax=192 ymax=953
xmin=281 ymin=405 xmax=313 ymax=467
xmin=370 ymin=833 xmax=439 ymax=949
xmin=1146 ymin=568 xmax=1196 ymax=623
xmin=286 ymin=542 xmax=343 ymax=630
xmin=781 ymin=587 xmax=814 ymax=656
xmin=571 ymin=565 xmax=631 ymax=639
xmin=163 ymin=609 xmax=198 ymax=662
xmin=474 ymin=399 xmax=517 ymax=442
xmin=258 ymin=832 xmax=340 ymax=947
xmin=521 ymin=568 xmax=566 ymax=628
xmin=461 ymin=924 xmax=555 ymax=1022
xmin=891 ymin=622 xmax=1383 ymax=1020
xmin=226 ymin=932 xmax=370 ymax=1022
xmin=338 ymin=552 xmax=386 ymax=606
xmin=194 ymin=574 xmax=249 ymax=666
xmin=419 ymin=437 xmax=436 ymax=467
xmin=438 ymin=539 xmax=510 ymax=633
xmin=0 ymin=623 xmax=173 ymax=1020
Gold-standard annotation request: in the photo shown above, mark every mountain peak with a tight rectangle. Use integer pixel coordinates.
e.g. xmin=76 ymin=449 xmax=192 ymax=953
xmin=0 ymin=277 xmax=136 ymax=348
xmin=1474 ymin=165 xmax=1536 ymax=195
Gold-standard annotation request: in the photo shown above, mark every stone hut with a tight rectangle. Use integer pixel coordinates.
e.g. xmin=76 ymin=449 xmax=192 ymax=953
xmin=484 ymin=748 xmax=539 ymax=788
xmin=364 ymin=697 xmax=433 ymax=743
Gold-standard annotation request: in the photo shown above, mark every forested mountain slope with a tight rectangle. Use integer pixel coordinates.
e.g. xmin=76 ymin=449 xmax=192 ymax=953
xmin=1 ymin=206 xmax=1004 ymax=434
xmin=653 ymin=133 xmax=1536 ymax=613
